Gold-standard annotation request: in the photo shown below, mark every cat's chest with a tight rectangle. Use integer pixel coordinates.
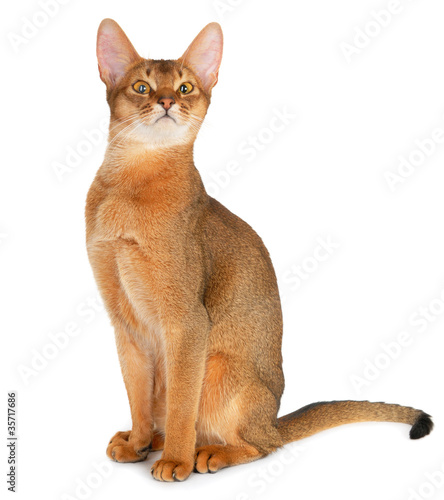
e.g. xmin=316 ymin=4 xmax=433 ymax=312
xmin=90 ymin=192 xmax=174 ymax=246
xmin=94 ymin=195 xmax=145 ymax=241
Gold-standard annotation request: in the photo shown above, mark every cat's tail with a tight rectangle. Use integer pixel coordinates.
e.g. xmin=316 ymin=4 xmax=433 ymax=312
xmin=277 ymin=400 xmax=433 ymax=444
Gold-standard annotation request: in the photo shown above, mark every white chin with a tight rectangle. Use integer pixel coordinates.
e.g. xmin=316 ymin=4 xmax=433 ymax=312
xmin=135 ymin=121 xmax=190 ymax=148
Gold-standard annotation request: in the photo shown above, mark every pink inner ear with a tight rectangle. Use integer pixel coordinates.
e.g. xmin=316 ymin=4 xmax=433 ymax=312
xmin=181 ymin=23 xmax=223 ymax=92
xmin=97 ymin=19 xmax=140 ymax=87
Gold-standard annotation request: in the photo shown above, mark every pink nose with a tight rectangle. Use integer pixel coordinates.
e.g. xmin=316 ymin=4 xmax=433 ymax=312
xmin=158 ymin=97 xmax=175 ymax=110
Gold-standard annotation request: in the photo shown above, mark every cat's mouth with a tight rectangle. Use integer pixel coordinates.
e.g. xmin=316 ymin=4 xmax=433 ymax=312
xmin=155 ymin=113 xmax=176 ymax=124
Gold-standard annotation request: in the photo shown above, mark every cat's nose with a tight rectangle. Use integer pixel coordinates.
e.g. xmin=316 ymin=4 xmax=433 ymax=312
xmin=158 ymin=96 xmax=175 ymax=110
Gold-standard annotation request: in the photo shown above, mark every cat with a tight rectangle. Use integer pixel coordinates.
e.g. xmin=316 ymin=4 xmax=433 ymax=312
xmin=85 ymin=19 xmax=433 ymax=482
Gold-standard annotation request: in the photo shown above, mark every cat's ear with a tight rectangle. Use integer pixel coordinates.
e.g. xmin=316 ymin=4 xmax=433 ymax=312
xmin=179 ymin=23 xmax=223 ymax=93
xmin=96 ymin=19 xmax=141 ymax=88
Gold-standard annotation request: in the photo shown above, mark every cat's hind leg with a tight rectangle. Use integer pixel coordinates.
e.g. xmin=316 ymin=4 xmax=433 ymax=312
xmin=195 ymin=370 xmax=283 ymax=473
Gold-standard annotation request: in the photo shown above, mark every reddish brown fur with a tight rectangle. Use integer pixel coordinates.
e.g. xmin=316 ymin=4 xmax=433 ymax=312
xmin=86 ymin=20 xmax=433 ymax=482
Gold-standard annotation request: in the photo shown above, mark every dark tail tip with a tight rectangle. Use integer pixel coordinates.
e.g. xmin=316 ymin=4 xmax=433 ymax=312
xmin=410 ymin=412 xmax=434 ymax=440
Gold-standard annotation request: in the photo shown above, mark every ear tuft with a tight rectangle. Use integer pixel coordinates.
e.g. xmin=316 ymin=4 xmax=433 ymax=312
xmin=179 ymin=23 xmax=223 ymax=93
xmin=97 ymin=19 xmax=141 ymax=88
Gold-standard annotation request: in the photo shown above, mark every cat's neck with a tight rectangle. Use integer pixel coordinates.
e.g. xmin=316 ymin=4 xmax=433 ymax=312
xmin=101 ymin=141 xmax=192 ymax=184
xmin=98 ymin=140 xmax=205 ymax=201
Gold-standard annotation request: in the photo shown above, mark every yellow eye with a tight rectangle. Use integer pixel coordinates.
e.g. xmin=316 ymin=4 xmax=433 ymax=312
xmin=132 ymin=81 xmax=150 ymax=94
xmin=179 ymin=82 xmax=193 ymax=95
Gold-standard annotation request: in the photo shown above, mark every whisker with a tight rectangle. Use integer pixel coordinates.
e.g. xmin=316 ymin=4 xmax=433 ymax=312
xmin=126 ymin=120 xmax=146 ymax=140
xmin=108 ymin=113 xmax=141 ymax=134
xmin=108 ymin=119 xmax=141 ymax=148
xmin=187 ymin=112 xmax=204 ymax=124
xmin=108 ymin=121 xmax=147 ymax=157
xmin=184 ymin=112 xmax=207 ymax=133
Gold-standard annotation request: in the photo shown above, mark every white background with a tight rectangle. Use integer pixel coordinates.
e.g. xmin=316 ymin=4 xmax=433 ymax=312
xmin=2 ymin=0 xmax=444 ymax=499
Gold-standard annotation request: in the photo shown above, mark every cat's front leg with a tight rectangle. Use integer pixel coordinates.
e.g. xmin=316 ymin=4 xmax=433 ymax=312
xmin=151 ymin=304 xmax=210 ymax=482
xmin=107 ymin=325 xmax=154 ymax=463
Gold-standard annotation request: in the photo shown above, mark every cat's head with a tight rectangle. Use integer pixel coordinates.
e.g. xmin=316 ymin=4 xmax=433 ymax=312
xmin=97 ymin=19 xmax=223 ymax=149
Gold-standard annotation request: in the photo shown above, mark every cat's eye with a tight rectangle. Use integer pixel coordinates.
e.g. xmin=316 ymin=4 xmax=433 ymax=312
xmin=132 ymin=81 xmax=150 ymax=94
xmin=179 ymin=82 xmax=193 ymax=95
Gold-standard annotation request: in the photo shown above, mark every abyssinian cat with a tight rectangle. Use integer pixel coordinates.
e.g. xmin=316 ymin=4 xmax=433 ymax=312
xmin=86 ymin=19 xmax=433 ymax=482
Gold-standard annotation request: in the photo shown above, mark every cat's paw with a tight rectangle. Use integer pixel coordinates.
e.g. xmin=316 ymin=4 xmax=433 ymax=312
xmin=106 ymin=431 xmax=151 ymax=463
xmin=194 ymin=445 xmax=227 ymax=473
xmin=150 ymin=458 xmax=193 ymax=482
